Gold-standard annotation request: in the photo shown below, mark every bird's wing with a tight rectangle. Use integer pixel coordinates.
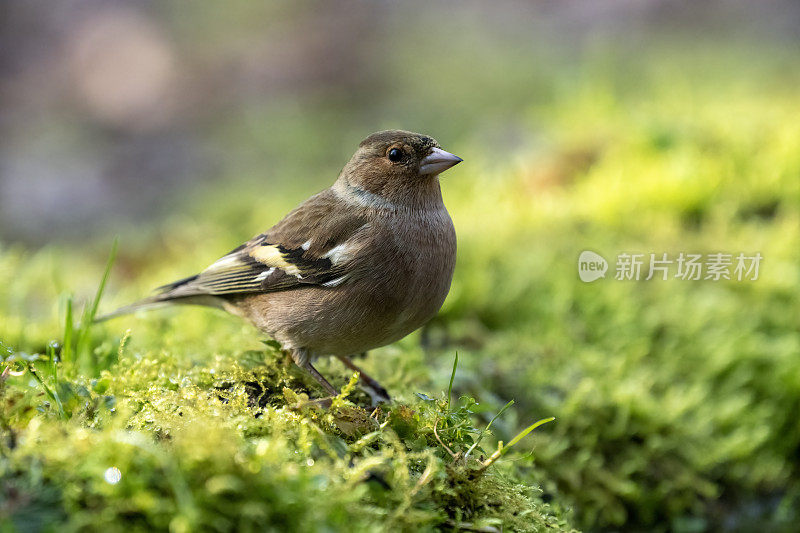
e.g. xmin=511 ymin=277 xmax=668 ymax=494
xmin=158 ymin=190 xmax=370 ymax=298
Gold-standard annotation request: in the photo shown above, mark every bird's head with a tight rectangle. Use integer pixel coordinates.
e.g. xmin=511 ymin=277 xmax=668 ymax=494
xmin=337 ymin=130 xmax=462 ymax=208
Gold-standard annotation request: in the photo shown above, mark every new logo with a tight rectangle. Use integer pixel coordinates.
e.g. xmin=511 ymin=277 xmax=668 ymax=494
xmin=578 ymin=250 xmax=608 ymax=282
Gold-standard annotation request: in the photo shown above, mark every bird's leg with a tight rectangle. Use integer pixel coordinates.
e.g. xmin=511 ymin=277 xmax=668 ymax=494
xmin=336 ymin=354 xmax=390 ymax=403
xmin=290 ymin=348 xmax=338 ymax=397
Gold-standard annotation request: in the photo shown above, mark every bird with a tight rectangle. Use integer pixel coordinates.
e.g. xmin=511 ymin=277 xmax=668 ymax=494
xmin=98 ymin=130 xmax=462 ymax=401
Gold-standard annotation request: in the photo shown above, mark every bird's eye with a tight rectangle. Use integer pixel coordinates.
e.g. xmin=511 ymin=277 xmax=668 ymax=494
xmin=387 ymin=148 xmax=403 ymax=162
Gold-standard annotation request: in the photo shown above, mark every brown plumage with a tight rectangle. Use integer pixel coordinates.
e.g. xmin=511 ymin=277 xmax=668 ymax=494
xmin=99 ymin=130 xmax=462 ymax=399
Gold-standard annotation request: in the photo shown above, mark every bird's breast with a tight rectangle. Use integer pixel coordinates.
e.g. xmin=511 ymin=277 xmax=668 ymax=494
xmin=377 ymin=208 xmax=457 ymax=329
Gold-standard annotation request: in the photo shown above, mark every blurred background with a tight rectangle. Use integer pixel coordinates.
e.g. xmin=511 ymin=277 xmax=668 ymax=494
xmin=2 ymin=0 xmax=798 ymax=243
xmin=1 ymin=1 xmax=799 ymax=531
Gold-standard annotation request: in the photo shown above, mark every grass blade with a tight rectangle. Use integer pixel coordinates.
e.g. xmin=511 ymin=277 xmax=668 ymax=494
xmin=28 ymin=364 xmax=66 ymax=419
xmin=76 ymin=238 xmax=118 ymax=373
xmin=62 ymin=296 xmax=74 ymax=365
xmin=505 ymin=416 xmax=555 ymax=449
xmin=447 ymin=352 xmax=458 ymax=411
xmin=465 ymin=399 xmax=515 ymax=458
xmin=85 ymin=237 xmax=119 ymax=325
xmin=481 ymin=416 xmax=555 ymax=469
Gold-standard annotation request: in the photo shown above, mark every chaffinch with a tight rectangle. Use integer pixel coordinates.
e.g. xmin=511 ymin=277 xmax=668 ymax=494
xmin=101 ymin=130 xmax=462 ymax=399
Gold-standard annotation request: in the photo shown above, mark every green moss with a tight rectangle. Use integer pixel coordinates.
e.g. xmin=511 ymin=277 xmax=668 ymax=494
xmin=0 ymin=348 xmax=567 ymax=531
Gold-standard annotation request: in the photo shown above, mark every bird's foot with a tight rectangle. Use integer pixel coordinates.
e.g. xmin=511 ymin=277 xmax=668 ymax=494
xmin=336 ymin=355 xmax=391 ymax=406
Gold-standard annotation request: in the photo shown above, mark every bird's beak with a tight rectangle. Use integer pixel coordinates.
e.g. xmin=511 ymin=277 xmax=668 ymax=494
xmin=419 ymin=147 xmax=463 ymax=175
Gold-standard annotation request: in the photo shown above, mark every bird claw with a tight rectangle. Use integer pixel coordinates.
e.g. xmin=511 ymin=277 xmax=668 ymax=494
xmin=359 ymin=381 xmax=391 ymax=408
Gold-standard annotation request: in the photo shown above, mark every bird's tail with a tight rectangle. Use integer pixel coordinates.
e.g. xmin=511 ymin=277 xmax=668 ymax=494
xmin=93 ymin=295 xmax=173 ymax=323
xmin=94 ymin=293 xmax=224 ymax=323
